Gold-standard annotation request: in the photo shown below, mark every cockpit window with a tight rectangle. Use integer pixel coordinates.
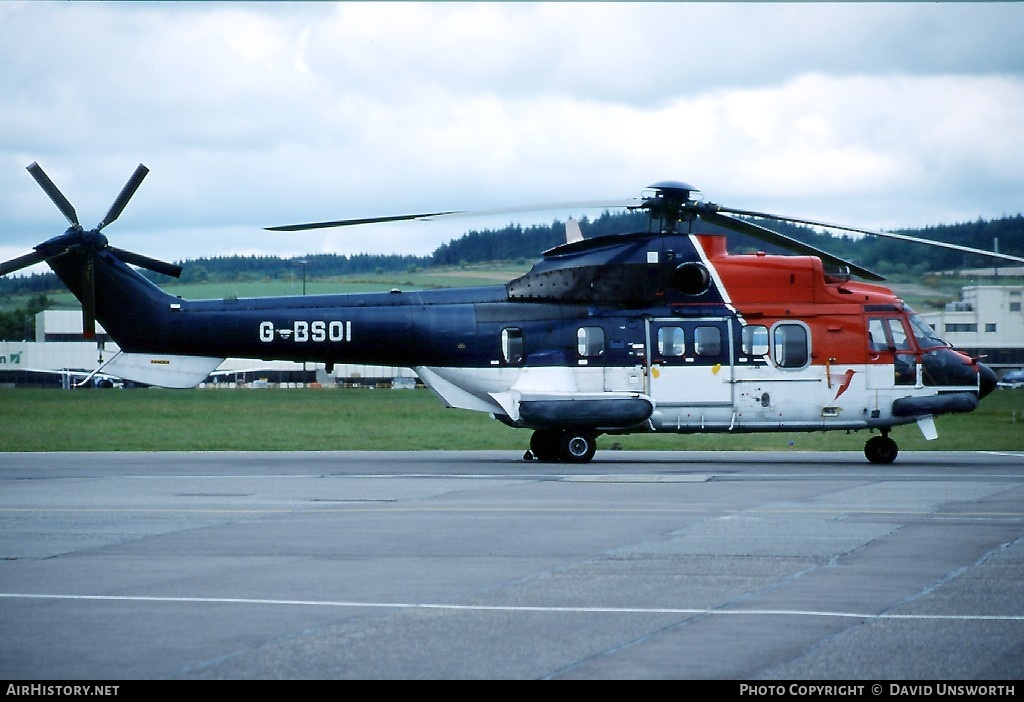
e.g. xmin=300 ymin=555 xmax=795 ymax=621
xmin=888 ymin=318 xmax=911 ymax=350
xmin=868 ymin=318 xmax=888 ymax=352
xmin=870 ymin=313 xmax=946 ymax=353
xmin=907 ymin=312 xmax=946 ymax=349
xmin=868 ymin=316 xmax=918 ymax=352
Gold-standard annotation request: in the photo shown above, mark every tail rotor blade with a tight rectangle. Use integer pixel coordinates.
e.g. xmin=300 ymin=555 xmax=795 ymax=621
xmin=109 ymin=246 xmax=182 ymax=278
xmin=98 ymin=164 xmax=149 ymax=230
xmin=0 ymin=250 xmax=47 ymax=276
xmin=26 ymin=162 xmax=80 ymax=228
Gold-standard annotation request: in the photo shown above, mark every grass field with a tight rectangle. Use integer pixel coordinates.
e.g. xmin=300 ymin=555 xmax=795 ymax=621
xmin=1 ymin=385 xmax=1022 ymax=454
xmin=11 ymin=264 xmax=532 ymax=313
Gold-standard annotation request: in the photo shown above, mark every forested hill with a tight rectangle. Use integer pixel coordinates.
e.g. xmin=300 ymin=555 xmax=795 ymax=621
xmin=2 ymin=210 xmax=1022 ymax=295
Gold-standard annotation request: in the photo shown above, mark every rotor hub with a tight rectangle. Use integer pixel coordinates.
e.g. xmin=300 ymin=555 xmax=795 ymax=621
xmin=79 ymin=228 xmax=110 ymax=252
xmin=641 ymin=181 xmax=704 ymax=232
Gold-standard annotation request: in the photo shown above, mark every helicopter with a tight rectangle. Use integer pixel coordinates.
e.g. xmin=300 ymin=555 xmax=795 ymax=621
xmin=4 ymin=163 xmax=1021 ymax=464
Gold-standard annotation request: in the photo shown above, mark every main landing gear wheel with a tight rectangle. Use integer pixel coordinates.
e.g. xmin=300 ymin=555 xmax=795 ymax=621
xmin=527 ymin=429 xmax=598 ymax=463
xmin=864 ymin=434 xmax=898 ymax=464
xmin=529 ymin=430 xmax=563 ymax=462
xmin=560 ymin=431 xmax=597 ymax=463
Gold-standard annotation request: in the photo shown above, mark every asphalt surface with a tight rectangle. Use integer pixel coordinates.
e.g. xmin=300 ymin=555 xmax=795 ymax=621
xmin=1 ymin=450 xmax=1023 ymax=681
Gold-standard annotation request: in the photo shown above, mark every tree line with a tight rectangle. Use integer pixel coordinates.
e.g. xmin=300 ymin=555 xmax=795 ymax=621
xmin=3 ymin=211 xmax=1022 ymax=299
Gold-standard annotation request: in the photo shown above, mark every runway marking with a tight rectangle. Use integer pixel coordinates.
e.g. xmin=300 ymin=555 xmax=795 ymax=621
xmin=0 ymin=506 xmax=1022 ymax=518
xmin=1 ymin=592 xmax=1021 ymax=621
xmin=562 ymin=474 xmax=714 ymax=483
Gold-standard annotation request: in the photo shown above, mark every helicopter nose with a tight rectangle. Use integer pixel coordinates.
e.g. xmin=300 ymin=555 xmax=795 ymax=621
xmin=978 ymin=362 xmax=998 ymax=399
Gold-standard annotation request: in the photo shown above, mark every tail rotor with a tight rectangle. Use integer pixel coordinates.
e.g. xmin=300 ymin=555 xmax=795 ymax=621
xmin=1 ymin=162 xmax=183 ymax=339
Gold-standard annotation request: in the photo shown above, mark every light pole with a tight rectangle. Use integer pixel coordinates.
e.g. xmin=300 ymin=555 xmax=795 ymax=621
xmin=294 ymin=259 xmax=311 ymax=383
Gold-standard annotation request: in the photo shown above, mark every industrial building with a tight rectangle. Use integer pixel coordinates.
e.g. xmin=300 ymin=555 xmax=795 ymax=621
xmin=919 ymin=285 xmax=1024 ymax=373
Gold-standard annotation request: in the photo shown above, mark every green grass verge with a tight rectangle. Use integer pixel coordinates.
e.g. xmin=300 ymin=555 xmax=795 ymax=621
xmin=1 ymin=386 xmax=1022 ymax=453
xmin=28 ymin=265 xmax=531 ymax=313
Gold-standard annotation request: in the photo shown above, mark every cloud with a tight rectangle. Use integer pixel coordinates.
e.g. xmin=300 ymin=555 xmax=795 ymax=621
xmin=1 ymin=1 xmax=1023 ymax=272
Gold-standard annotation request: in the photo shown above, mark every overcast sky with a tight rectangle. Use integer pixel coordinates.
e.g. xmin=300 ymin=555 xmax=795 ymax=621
xmin=2 ymin=1 xmax=1023 ymax=274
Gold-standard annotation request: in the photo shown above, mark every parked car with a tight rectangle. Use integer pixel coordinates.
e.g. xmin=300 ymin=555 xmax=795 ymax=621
xmin=997 ymin=370 xmax=1024 ymax=389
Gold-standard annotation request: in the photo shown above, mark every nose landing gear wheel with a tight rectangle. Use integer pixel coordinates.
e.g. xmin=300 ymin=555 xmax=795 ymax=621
xmin=864 ymin=434 xmax=898 ymax=464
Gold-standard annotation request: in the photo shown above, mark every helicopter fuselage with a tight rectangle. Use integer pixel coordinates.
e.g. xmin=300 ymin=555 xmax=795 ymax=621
xmin=7 ymin=166 xmax=1012 ymax=464
xmin=44 ymin=230 xmax=996 ymax=465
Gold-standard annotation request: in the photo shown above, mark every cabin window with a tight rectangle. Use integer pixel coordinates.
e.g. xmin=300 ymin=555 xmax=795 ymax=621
xmin=657 ymin=327 xmax=685 ymax=357
xmin=501 ymin=327 xmax=523 ymax=365
xmin=694 ymin=326 xmax=722 ymax=357
xmin=577 ymin=326 xmax=605 ymax=357
xmin=772 ymin=322 xmax=809 ymax=368
xmin=741 ymin=325 xmax=769 ymax=356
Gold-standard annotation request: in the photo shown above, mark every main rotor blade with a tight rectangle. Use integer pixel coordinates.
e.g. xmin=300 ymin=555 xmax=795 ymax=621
xmin=265 ymin=200 xmax=635 ymax=232
xmin=700 ymin=210 xmax=886 ymax=281
xmin=26 ymin=162 xmax=80 ymax=228
xmin=109 ymin=246 xmax=183 ymax=278
xmin=715 ymin=205 xmax=1024 ymax=265
xmin=97 ymin=164 xmax=149 ymax=230
xmin=0 ymin=250 xmax=47 ymax=276
xmin=266 ymin=211 xmax=460 ymax=231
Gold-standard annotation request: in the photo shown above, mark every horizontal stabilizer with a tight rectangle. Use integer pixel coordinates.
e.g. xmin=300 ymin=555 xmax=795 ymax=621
xmin=101 ymin=353 xmax=225 ymax=389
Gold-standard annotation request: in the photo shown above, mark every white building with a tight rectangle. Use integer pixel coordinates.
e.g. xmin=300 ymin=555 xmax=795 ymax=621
xmin=34 ymin=310 xmax=111 ymax=344
xmin=919 ymin=285 xmax=1024 ymax=372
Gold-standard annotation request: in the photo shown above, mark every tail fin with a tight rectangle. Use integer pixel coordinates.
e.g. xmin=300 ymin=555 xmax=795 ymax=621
xmin=565 ymin=217 xmax=583 ymax=244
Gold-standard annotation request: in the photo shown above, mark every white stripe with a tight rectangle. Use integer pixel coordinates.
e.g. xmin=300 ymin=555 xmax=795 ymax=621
xmin=688 ymin=233 xmax=738 ymax=316
xmin=1 ymin=593 xmax=1020 ymax=621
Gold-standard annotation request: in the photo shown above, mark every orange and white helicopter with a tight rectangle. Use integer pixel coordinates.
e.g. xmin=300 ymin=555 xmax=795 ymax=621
xmin=4 ymin=164 xmax=1020 ymax=464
